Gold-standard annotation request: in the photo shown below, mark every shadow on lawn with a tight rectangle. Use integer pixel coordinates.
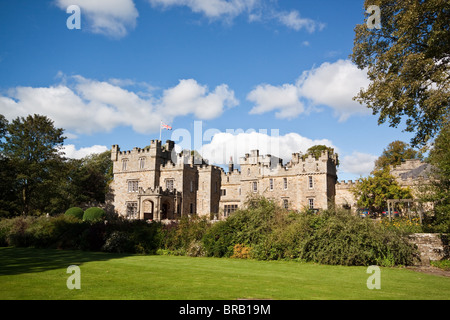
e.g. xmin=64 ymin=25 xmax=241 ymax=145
xmin=0 ymin=247 xmax=130 ymax=276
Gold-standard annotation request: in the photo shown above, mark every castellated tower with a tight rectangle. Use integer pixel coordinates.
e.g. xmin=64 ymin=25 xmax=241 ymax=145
xmin=110 ymin=140 xmax=221 ymax=221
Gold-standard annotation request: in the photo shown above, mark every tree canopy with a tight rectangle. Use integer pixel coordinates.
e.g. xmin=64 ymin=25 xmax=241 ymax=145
xmin=374 ymin=140 xmax=423 ymax=171
xmin=351 ymin=168 xmax=412 ymax=213
xmin=421 ymin=120 xmax=450 ymax=232
xmin=2 ymin=114 xmax=65 ymax=215
xmin=305 ymin=145 xmax=339 ymax=166
xmin=0 ymin=114 xmax=113 ymax=217
xmin=351 ymin=0 xmax=450 ymax=146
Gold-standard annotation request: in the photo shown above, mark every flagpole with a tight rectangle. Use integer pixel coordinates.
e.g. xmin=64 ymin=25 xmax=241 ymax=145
xmin=159 ymin=120 xmax=162 ymax=142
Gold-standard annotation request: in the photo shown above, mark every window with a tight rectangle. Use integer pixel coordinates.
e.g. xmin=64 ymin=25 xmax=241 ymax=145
xmin=221 ymin=189 xmax=227 ymax=196
xmin=308 ymin=176 xmax=314 ymax=189
xmin=190 ymin=203 xmax=195 ymax=214
xmin=283 ymin=177 xmax=288 ymax=190
xmin=122 ymin=159 xmax=128 ymax=171
xmin=126 ymin=202 xmax=138 ymax=219
xmin=139 ymin=157 xmax=145 ymax=169
xmin=190 ymin=181 xmax=194 ymax=192
xmin=238 ymin=187 xmax=241 ymax=196
xmin=224 ymin=204 xmax=238 ymax=217
xmin=308 ymin=198 xmax=314 ymax=209
xmin=283 ymin=199 xmax=289 ymax=209
xmin=166 ymin=179 xmax=174 ymax=192
xmin=269 ymin=178 xmax=273 ymax=191
xmin=247 ymin=168 xmax=251 ymax=176
xmin=128 ymin=180 xmax=139 ymax=193
xmin=252 ymin=181 xmax=258 ymax=193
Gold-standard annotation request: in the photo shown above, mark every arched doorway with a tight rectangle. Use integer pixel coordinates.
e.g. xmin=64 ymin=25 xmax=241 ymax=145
xmin=143 ymin=200 xmax=154 ymax=220
xmin=161 ymin=202 xmax=169 ymax=220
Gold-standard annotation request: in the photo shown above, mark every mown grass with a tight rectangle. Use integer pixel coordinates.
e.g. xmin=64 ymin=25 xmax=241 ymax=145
xmin=0 ymin=247 xmax=449 ymax=300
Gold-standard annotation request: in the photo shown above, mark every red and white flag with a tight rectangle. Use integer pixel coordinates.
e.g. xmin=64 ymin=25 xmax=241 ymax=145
xmin=161 ymin=122 xmax=172 ymax=130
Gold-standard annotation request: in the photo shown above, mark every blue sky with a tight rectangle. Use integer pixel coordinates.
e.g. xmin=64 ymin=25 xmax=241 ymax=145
xmin=0 ymin=0 xmax=416 ymax=181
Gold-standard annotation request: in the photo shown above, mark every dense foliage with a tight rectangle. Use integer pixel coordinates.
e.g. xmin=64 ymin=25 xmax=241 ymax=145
xmin=0 ymin=197 xmax=420 ymax=267
xmin=0 ymin=114 xmax=113 ymax=217
xmin=351 ymin=168 xmax=412 ymax=213
xmin=64 ymin=207 xmax=84 ymax=220
xmin=374 ymin=140 xmax=423 ymax=171
xmin=83 ymin=207 xmax=106 ymax=221
xmin=202 ymin=197 xmax=417 ymax=266
xmin=420 ymin=121 xmax=450 ymax=233
xmin=351 ymin=0 xmax=449 ymax=146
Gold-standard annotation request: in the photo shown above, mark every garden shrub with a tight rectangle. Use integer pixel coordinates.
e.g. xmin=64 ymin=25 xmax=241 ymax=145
xmin=83 ymin=207 xmax=106 ymax=221
xmin=64 ymin=207 xmax=84 ymax=220
xmin=162 ymin=215 xmax=210 ymax=254
xmin=102 ymin=231 xmax=135 ymax=253
xmin=79 ymin=221 xmax=106 ymax=251
xmin=3 ymin=216 xmax=35 ymax=247
xmin=231 ymin=244 xmax=252 ymax=259
xmin=202 ymin=197 xmax=418 ymax=266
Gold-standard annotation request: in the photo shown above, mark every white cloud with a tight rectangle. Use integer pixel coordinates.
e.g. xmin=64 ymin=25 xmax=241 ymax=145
xmin=55 ymin=0 xmax=139 ymax=38
xmin=0 ymin=74 xmax=238 ymax=135
xmin=161 ymin=79 xmax=238 ymax=119
xmin=247 ymin=59 xmax=371 ymax=121
xmin=296 ymin=59 xmax=371 ymax=121
xmin=199 ymin=131 xmax=335 ymax=167
xmin=339 ymin=151 xmax=377 ymax=177
xmin=276 ymin=10 xmax=325 ymax=33
xmin=62 ymin=144 xmax=109 ymax=159
xmin=148 ymin=0 xmax=323 ymax=32
xmin=148 ymin=0 xmax=259 ymax=20
xmin=247 ymin=83 xmax=304 ymax=119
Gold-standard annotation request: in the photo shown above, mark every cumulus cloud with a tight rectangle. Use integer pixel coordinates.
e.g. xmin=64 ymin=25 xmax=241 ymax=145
xmin=198 ymin=131 xmax=335 ymax=167
xmin=62 ymin=144 xmax=109 ymax=159
xmin=339 ymin=151 xmax=377 ymax=177
xmin=0 ymin=74 xmax=238 ymax=134
xmin=247 ymin=83 xmax=304 ymax=119
xmin=55 ymin=0 xmax=139 ymax=38
xmin=247 ymin=59 xmax=371 ymax=121
xmin=276 ymin=10 xmax=325 ymax=33
xmin=148 ymin=0 xmax=260 ymax=20
xmin=148 ymin=0 xmax=323 ymax=32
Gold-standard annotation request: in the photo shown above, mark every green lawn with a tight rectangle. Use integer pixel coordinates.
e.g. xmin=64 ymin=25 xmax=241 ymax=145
xmin=0 ymin=247 xmax=449 ymax=300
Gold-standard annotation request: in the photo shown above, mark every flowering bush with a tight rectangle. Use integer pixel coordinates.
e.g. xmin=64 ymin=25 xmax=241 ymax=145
xmin=231 ymin=244 xmax=252 ymax=259
xmin=381 ymin=217 xmax=423 ymax=234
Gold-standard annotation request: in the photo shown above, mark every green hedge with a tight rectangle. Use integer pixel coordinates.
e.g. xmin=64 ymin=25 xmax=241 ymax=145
xmin=0 ymin=197 xmax=420 ymax=266
xmin=201 ymin=197 xmax=418 ymax=266
xmin=64 ymin=207 xmax=84 ymax=220
xmin=0 ymin=215 xmax=163 ymax=254
xmin=83 ymin=207 xmax=106 ymax=221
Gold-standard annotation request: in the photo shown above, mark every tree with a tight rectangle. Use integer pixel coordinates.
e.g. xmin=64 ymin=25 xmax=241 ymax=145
xmin=305 ymin=145 xmax=339 ymax=166
xmin=70 ymin=150 xmax=113 ymax=204
xmin=2 ymin=114 xmax=65 ymax=215
xmin=0 ymin=115 xmax=20 ymax=217
xmin=351 ymin=168 xmax=412 ymax=213
xmin=421 ymin=121 xmax=450 ymax=232
xmin=374 ymin=140 xmax=423 ymax=171
xmin=351 ymin=0 xmax=450 ymax=146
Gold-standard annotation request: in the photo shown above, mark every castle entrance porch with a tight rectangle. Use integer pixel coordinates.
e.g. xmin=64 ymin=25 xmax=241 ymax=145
xmin=143 ymin=200 xmax=154 ymax=220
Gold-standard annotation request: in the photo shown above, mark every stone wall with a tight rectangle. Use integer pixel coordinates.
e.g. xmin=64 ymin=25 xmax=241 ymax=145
xmin=408 ymin=233 xmax=449 ymax=265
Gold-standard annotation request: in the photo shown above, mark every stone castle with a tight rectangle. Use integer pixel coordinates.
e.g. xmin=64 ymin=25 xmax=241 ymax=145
xmin=110 ymin=140 xmax=430 ymax=221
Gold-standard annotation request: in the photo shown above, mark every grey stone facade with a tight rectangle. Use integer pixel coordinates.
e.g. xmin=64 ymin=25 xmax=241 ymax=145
xmin=110 ymin=139 xmax=339 ymax=221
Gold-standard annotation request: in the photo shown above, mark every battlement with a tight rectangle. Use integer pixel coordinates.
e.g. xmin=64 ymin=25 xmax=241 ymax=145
xmin=391 ymin=159 xmax=423 ymax=172
xmin=239 ymin=150 xmax=282 ymax=168
xmin=336 ymin=180 xmax=359 ymax=190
